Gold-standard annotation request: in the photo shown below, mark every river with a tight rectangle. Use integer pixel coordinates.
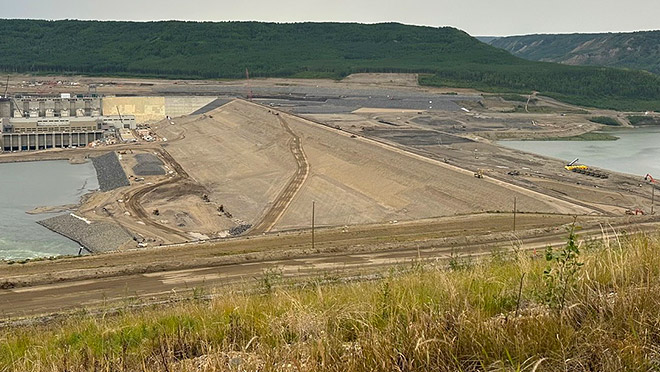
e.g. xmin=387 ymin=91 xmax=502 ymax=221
xmin=499 ymin=127 xmax=660 ymax=178
xmin=0 ymin=160 xmax=99 ymax=260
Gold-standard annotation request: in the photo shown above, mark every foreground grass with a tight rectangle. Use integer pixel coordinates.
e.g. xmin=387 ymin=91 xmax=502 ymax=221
xmin=2 ymin=228 xmax=660 ymax=371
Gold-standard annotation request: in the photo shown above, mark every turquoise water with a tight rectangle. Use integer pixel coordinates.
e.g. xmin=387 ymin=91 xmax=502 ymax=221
xmin=0 ymin=160 xmax=99 ymax=260
xmin=499 ymin=127 xmax=660 ymax=178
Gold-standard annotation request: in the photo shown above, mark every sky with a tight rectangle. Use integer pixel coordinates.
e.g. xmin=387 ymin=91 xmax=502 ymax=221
xmin=1 ymin=0 xmax=659 ymax=36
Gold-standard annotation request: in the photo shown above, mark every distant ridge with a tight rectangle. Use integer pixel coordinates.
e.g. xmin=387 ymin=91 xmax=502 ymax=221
xmin=490 ymin=31 xmax=660 ymax=75
xmin=476 ymin=36 xmax=501 ymax=44
xmin=0 ymin=19 xmax=658 ymax=111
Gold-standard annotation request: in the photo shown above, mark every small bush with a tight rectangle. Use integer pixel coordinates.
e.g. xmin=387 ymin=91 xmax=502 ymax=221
xmin=628 ymin=115 xmax=660 ymax=126
xmin=589 ymin=116 xmax=621 ymax=126
xmin=497 ymin=93 xmax=529 ymax=102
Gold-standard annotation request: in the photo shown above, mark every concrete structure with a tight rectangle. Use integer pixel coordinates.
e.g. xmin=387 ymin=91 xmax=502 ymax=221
xmin=0 ymin=94 xmax=200 ymax=152
xmin=102 ymin=96 xmax=166 ymax=124
xmin=1 ymin=117 xmax=104 ymax=152
xmin=11 ymin=96 xmax=101 ymax=119
xmin=101 ymin=115 xmax=137 ymax=130
xmin=165 ymin=96 xmax=217 ymax=117
xmin=102 ymin=96 xmax=215 ymax=124
xmin=0 ymin=99 xmax=11 ymax=118
xmin=0 ymin=114 xmax=137 ymax=151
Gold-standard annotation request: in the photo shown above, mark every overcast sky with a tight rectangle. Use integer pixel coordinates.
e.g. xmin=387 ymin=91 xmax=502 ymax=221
xmin=2 ymin=0 xmax=658 ymax=36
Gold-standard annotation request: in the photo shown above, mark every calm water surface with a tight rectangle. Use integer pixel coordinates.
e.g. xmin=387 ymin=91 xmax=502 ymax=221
xmin=499 ymin=127 xmax=660 ymax=177
xmin=0 ymin=160 xmax=98 ymax=260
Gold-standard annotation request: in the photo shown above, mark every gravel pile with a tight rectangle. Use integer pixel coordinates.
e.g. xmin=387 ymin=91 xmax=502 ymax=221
xmin=132 ymin=153 xmax=166 ymax=176
xmin=38 ymin=214 xmax=133 ymax=253
xmin=91 ymin=152 xmax=130 ymax=191
xmin=229 ymin=224 xmax=252 ymax=236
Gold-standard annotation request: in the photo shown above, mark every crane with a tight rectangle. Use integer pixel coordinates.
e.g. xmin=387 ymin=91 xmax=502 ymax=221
xmin=3 ymin=75 xmax=8 ymax=98
xmin=115 ymin=106 xmax=127 ymax=127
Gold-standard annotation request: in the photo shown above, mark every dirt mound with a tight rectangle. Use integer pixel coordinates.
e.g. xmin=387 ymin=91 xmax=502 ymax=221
xmin=132 ymin=153 xmax=166 ymax=176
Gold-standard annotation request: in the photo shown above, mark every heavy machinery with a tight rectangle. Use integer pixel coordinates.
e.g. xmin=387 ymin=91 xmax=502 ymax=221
xmin=645 ymin=174 xmax=656 ymax=183
xmin=565 ymin=158 xmax=608 ymax=178
xmin=474 ymin=169 xmax=484 ymax=179
xmin=564 ymin=158 xmax=588 ymax=171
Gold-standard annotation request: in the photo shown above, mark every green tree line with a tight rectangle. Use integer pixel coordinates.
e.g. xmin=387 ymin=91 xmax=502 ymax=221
xmin=0 ymin=20 xmax=658 ymax=111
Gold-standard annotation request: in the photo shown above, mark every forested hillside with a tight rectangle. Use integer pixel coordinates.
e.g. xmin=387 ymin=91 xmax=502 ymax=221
xmin=490 ymin=31 xmax=660 ymax=75
xmin=0 ymin=19 xmax=659 ymax=111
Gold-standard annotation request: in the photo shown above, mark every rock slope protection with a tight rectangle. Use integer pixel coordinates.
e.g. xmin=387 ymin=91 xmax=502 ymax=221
xmin=91 ymin=152 xmax=130 ymax=192
xmin=38 ymin=214 xmax=133 ymax=253
xmin=490 ymin=31 xmax=660 ymax=74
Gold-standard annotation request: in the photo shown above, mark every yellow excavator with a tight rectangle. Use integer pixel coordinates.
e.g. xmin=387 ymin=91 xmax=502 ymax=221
xmin=565 ymin=158 xmax=588 ymax=171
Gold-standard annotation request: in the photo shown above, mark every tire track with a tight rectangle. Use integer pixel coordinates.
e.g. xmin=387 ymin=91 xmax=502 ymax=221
xmin=122 ymin=148 xmax=193 ymax=241
xmin=250 ymin=115 xmax=309 ymax=234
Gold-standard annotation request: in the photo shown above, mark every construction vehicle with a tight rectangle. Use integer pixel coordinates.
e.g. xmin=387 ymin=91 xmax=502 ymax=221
xmin=474 ymin=169 xmax=484 ymax=179
xmin=564 ymin=158 xmax=588 ymax=171
xmin=564 ymin=158 xmax=608 ymax=178
xmin=625 ymin=209 xmax=645 ymax=215
xmin=645 ymin=174 xmax=656 ymax=183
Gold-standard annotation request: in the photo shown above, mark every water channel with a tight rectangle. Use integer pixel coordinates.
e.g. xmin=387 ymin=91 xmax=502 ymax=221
xmin=0 ymin=160 xmax=98 ymax=260
xmin=499 ymin=127 xmax=660 ymax=178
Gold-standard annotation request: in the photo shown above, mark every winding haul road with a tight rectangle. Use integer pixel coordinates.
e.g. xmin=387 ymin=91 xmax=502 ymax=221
xmin=250 ymin=114 xmax=310 ymax=234
xmin=122 ymin=148 xmax=194 ymax=241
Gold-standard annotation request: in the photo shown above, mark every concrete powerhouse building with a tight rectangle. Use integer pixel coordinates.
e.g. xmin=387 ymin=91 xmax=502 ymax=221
xmin=0 ymin=96 xmax=136 ymax=152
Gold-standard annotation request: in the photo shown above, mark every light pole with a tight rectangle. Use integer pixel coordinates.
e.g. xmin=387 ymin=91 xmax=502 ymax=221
xmin=652 ymin=185 xmax=655 ymax=215
xmin=312 ymin=201 xmax=316 ymax=250
xmin=513 ymin=197 xmax=517 ymax=232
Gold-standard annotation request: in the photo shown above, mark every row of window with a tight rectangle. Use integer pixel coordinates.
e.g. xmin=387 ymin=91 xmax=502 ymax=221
xmin=10 ymin=127 xmax=98 ymax=133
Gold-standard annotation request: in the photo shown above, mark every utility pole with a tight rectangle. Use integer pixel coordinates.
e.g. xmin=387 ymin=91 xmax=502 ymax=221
xmin=311 ymin=201 xmax=316 ymax=250
xmin=513 ymin=197 xmax=517 ymax=232
xmin=245 ymin=68 xmax=253 ymax=100
xmin=652 ymin=185 xmax=655 ymax=215
xmin=645 ymin=174 xmax=657 ymax=215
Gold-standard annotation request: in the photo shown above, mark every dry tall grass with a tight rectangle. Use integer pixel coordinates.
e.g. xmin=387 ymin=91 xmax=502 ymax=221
xmin=2 ymin=229 xmax=660 ymax=371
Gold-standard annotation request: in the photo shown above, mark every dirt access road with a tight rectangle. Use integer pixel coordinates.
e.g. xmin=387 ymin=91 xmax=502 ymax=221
xmin=1 ymin=214 xmax=656 ymax=319
xmin=121 ymin=148 xmax=193 ymax=241
xmin=250 ymin=115 xmax=310 ymax=234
